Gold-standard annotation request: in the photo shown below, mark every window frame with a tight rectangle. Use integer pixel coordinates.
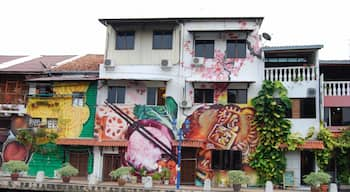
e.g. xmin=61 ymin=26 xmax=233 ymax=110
xmin=72 ymin=92 xmax=84 ymax=107
xmin=107 ymin=86 xmax=126 ymax=104
xmin=146 ymin=87 xmax=166 ymax=106
xmin=194 ymin=89 xmax=214 ymax=103
xmin=152 ymin=30 xmax=173 ymax=49
xmin=194 ymin=40 xmax=215 ymax=58
xmin=211 ymin=150 xmax=242 ymax=170
xmin=227 ymin=89 xmax=248 ymax=104
xmin=226 ymin=40 xmax=247 ymax=58
xmin=30 ymin=118 xmax=42 ymax=128
xmin=115 ymin=31 xmax=135 ymax=50
xmin=47 ymin=118 xmax=58 ymax=129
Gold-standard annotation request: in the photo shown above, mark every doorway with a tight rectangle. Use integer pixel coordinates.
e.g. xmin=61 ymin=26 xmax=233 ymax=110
xmin=180 ymin=147 xmax=197 ymax=185
xmin=301 ymin=151 xmax=315 ymax=185
xmin=69 ymin=151 xmax=89 ymax=178
xmin=102 ymin=154 xmax=121 ymax=181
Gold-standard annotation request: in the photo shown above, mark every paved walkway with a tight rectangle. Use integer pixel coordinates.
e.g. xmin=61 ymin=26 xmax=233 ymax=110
xmin=0 ymin=176 xmax=308 ymax=192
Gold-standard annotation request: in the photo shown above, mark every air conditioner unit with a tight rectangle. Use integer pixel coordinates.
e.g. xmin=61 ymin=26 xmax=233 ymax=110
xmin=161 ymin=59 xmax=171 ymax=69
xmin=307 ymin=88 xmax=316 ymax=97
xmin=180 ymin=100 xmax=192 ymax=109
xmin=192 ymin=57 xmax=204 ymax=67
xmin=104 ymin=59 xmax=113 ymax=67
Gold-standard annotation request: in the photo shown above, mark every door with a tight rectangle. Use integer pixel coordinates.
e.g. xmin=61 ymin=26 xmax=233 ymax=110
xmin=69 ymin=152 xmax=89 ymax=178
xmin=103 ymin=154 xmax=121 ymax=181
xmin=180 ymin=147 xmax=197 ymax=185
xmin=301 ymin=151 xmax=315 ymax=185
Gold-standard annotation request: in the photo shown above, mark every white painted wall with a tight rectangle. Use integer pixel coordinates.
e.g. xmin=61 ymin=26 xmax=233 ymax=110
xmin=288 ymin=118 xmax=319 ymax=138
xmin=106 ymin=25 xmax=180 ymax=65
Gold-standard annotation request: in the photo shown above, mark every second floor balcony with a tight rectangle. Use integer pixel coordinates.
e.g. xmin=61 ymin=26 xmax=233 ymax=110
xmin=264 ymin=66 xmax=316 ymax=82
xmin=0 ymin=93 xmax=26 ymax=104
xmin=323 ymin=81 xmax=350 ymax=96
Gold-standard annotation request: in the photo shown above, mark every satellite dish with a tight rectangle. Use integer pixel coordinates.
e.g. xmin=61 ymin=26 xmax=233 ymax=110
xmin=262 ymin=32 xmax=272 ymax=41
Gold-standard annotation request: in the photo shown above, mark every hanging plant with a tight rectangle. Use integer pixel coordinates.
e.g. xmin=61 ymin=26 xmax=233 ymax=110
xmin=249 ymin=80 xmax=292 ymax=184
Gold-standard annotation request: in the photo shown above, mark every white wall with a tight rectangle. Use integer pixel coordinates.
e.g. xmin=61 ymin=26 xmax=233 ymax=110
xmin=106 ymin=25 xmax=180 ymax=65
xmin=289 ymin=118 xmax=319 ymax=138
xmin=285 ymin=151 xmax=301 ymax=187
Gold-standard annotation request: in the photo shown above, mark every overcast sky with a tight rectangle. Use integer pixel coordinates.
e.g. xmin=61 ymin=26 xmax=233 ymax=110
xmin=1 ymin=0 xmax=349 ymax=59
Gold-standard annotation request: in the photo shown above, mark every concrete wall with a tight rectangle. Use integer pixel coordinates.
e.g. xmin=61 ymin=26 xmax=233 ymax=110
xmin=285 ymin=151 xmax=301 ymax=186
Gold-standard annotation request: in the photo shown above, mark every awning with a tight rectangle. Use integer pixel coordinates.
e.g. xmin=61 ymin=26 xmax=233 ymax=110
xmin=27 ymin=75 xmax=98 ymax=82
xmin=56 ymin=138 xmax=128 ymax=147
xmin=172 ymin=140 xmax=206 ymax=148
xmin=280 ymin=140 xmax=324 ymax=150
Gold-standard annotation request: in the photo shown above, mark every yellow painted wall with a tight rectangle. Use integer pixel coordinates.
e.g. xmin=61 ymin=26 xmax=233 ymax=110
xmin=26 ymin=82 xmax=90 ymax=138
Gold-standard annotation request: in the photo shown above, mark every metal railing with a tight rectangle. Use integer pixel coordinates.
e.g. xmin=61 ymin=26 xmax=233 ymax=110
xmin=323 ymin=81 xmax=350 ymax=96
xmin=265 ymin=66 xmax=316 ymax=82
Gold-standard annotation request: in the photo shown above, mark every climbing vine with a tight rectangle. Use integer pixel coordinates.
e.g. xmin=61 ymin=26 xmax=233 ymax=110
xmin=249 ymin=80 xmax=292 ymax=184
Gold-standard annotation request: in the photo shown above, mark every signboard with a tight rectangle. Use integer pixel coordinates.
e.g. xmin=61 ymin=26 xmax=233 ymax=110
xmin=283 ymin=171 xmax=294 ymax=188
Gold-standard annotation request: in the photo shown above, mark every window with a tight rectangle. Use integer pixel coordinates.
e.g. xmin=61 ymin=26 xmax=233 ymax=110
xmin=227 ymin=89 xmax=247 ymax=104
xmin=37 ymin=84 xmax=53 ymax=97
xmin=116 ymin=31 xmax=135 ymax=50
xmin=147 ymin=87 xmax=166 ymax=105
xmin=194 ymin=89 xmax=214 ymax=103
xmin=153 ymin=30 xmax=173 ymax=49
xmin=325 ymin=107 xmax=350 ymax=126
xmin=47 ymin=118 xmax=58 ymax=129
xmin=107 ymin=86 xmax=126 ymax=104
xmin=30 ymin=118 xmax=41 ymax=128
xmin=211 ymin=150 xmax=242 ymax=170
xmin=195 ymin=40 xmax=214 ymax=58
xmin=226 ymin=40 xmax=246 ymax=58
xmin=300 ymin=98 xmax=316 ymax=118
xmin=72 ymin=92 xmax=84 ymax=107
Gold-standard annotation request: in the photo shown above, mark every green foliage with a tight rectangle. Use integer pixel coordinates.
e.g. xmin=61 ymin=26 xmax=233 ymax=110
xmin=303 ymin=172 xmax=331 ymax=186
xmin=57 ymin=163 xmax=79 ymax=177
xmin=305 ymin=126 xmax=315 ymax=140
xmin=287 ymin=132 xmax=305 ymax=151
xmin=335 ymin=148 xmax=350 ymax=184
xmin=2 ymin=160 xmax=28 ymax=173
xmin=228 ymin=170 xmax=249 ymax=184
xmin=139 ymin=166 xmax=148 ymax=177
xmin=109 ymin=167 xmax=132 ymax=179
xmin=161 ymin=168 xmax=171 ymax=180
xmin=16 ymin=129 xmax=34 ymax=145
xmin=152 ymin=172 xmax=162 ymax=181
xmin=249 ymin=80 xmax=292 ymax=184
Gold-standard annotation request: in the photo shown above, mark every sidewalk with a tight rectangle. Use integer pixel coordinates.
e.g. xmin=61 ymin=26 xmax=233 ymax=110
xmin=0 ymin=176 xmax=308 ymax=192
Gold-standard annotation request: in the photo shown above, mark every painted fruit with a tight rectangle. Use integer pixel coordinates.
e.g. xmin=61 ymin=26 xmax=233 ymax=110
xmin=125 ymin=120 xmax=173 ymax=171
xmin=3 ymin=140 xmax=28 ymax=162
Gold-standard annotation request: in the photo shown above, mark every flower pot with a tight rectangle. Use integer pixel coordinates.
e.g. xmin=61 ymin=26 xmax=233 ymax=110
xmin=233 ymin=184 xmax=241 ymax=192
xmin=62 ymin=176 xmax=71 ymax=183
xmin=118 ymin=178 xmax=126 ymax=186
xmin=311 ymin=186 xmax=320 ymax=192
xmin=164 ymin=180 xmax=169 ymax=185
xmin=10 ymin=173 xmax=19 ymax=181
xmin=320 ymin=184 xmax=328 ymax=192
xmin=153 ymin=180 xmax=162 ymax=185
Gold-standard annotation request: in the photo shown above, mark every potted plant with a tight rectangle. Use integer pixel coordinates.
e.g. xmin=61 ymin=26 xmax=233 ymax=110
xmin=140 ymin=166 xmax=148 ymax=184
xmin=161 ymin=168 xmax=171 ymax=184
xmin=2 ymin=160 xmax=28 ymax=181
xmin=318 ymin=172 xmax=331 ymax=192
xmin=109 ymin=166 xmax=132 ymax=186
xmin=303 ymin=172 xmax=331 ymax=192
xmin=56 ymin=163 xmax=79 ymax=183
xmin=152 ymin=172 xmax=162 ymax=185
xmin=228 ymin=170 xmax=249 ymax=192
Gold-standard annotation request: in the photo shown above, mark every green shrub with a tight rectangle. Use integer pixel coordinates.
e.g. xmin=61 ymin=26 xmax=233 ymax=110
xmin=303 ymin=172 xmax=331 ymax=187
xmin=57 ymin=163 xmax=79 ymax=177
xmin=2 ymin=160 xmax=28 ymax=173
xmin=228 ymin=170 xmax=249 ymax=184
xmin=161 ymin=168 xmax=171 ymax=180
xmin=152 ymin=172 xmax=162 ymax=181
xmin=109 ymin=167 xmax=132 ymax=179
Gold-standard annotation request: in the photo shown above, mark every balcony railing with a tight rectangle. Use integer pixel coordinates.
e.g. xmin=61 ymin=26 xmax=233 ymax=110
xmin=323 ymin=81 xmax=350 ymax=96
xmin=0 ymin=93 xmax=26 ymax=104
xmin=264 ymin=66 xmax=316 ymax=82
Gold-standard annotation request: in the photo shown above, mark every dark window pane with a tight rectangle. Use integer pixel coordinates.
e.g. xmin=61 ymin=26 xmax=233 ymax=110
xmin=324 ymin=107 xmax=330 ymax=126
xmin=107 ymin=87 xmax=116 ymax=103
xmin=116 ymin=31 xmax=134 ymax=50
xmin=153 ymin=31 xmax=173 ymax=49
xmin=226 ymin=40 xmax=246 ymax=58
xmin=157 ymin=87 xmax=166 ymax=105
xmin=300 ymin=98 xmax=316 ymax=118
xmin=276 ymin=98 xmax=292 ymax=118
xmin=147 ymin=87 xmax=157 ymax=105
xmin=116 ymin=87 xmax=126 ymax=104
xmin=195 ymin=40 xmax=214 ymax=58
xmin=227 ymin=89 xmax=247 ymax=104
xmin=194 ymin=89 xmax=214 ymax=103
xmin=107 ymin=86 xmax=125 ymax=104
xmin=330 ymin=107 xmax=350 ymax=126
xmin=211 ymin=150 xmax=242 ymax=170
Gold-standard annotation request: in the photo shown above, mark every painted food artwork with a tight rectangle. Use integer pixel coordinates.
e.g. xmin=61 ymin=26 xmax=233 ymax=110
xmin=183 ymin=104 xmax=258 ymax=185
xmin=95 ymin=97 xmax=178 ymax=182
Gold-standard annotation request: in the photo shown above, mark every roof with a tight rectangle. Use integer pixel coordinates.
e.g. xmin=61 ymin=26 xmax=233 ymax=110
xmin=280 ymin=140 xmax=324 ymax=150
xmin=99 ymin=17 xmax=264 ymax=26
xmin=26 ymin=75 xmax=98 ymax=82
xmin=320 ymin=60 xmax=350 ymax=65
xmin=0 ymin=55 xmax=76 ymax=73
xmin=263 ymin=45 xmax=323 ymax=52
xmin=52 ymin=54 xmax=104 ymax=72
xmin=0 ymin=55 xmax=26 ymax=64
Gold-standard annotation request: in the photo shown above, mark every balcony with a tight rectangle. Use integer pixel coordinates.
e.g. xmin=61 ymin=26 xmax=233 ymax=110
xmin=0 ymin=93 xmax=26 ymax=104
xmin=323 ymin=81 xmax=350 ymax=96
xmin=264 ymin=66 xmax=316 ymax=82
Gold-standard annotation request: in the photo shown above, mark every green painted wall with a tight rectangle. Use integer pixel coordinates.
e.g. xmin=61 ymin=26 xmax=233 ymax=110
xmin=28 ymin=143 xmax=64 ymax=177
xmin=80 ymin=82 xmax=97 ymax=138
